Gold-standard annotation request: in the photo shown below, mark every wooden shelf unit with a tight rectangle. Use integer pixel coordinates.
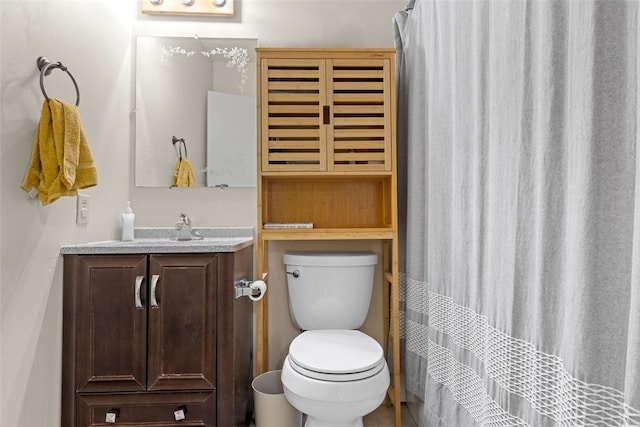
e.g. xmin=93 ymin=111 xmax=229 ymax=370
xmin=255 ymin=48 xmax=401 ymax=427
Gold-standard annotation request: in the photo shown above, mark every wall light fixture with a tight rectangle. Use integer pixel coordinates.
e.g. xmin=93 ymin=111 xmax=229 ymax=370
xmin=141 ymin=0 xmax=234 ymax=16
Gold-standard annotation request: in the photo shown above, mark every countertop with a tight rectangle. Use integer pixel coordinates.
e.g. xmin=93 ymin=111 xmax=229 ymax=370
xmin=60 ymin=227 xmax=254 ymax=254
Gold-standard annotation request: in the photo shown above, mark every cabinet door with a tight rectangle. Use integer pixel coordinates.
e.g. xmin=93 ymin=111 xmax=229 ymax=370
xmin=326 ymin=58 xmax=393 ymax=172
xmin=259 ymin=55 xmax=393 ymax=173
xmin=260 ymin=58 xmax=327 ymax=171
xmin=75 ymin=255 xmax=148 ymax=393
xmin=147 ymin=254 xmax=217 ymax=391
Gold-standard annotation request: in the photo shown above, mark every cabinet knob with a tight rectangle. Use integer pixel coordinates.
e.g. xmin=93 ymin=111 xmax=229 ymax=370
xmin=105 ymin=409 xmax=119 ymax=423
xmin=174 ymin=406 xmax=188 ymax=421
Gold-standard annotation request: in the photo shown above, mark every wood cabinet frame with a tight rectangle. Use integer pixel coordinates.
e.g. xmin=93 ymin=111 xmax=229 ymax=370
xmin=255 ymin=48 xmax=401 ymax=427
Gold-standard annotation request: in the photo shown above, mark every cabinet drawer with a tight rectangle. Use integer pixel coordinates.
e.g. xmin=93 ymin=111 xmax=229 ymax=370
xmin=76 ymin=392 xmax=215 ymax=426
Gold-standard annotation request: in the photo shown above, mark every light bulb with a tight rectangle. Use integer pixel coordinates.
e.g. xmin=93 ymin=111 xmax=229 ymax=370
xmin=212 ymin=0 xmax=226 ymax=6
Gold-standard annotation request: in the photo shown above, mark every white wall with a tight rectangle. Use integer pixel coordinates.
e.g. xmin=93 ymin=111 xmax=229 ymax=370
xmin=0 ymin=1 xmax=405 ymax=425
xmin=1 ymin=2 xmax=134 ymax=426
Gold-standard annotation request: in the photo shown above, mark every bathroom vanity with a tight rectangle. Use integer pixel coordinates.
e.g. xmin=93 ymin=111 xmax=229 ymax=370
xmin=60 ymin=228 xmax=254 ymax=426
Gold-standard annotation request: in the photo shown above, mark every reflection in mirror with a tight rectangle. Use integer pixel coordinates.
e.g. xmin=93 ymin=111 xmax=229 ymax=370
xmin=134 ymin=36 xmax=257 ymax=188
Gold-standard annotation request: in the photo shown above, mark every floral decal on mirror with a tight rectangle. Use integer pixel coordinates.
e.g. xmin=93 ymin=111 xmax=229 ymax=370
xmin=161 ymin=45 xmax=250 ymax=90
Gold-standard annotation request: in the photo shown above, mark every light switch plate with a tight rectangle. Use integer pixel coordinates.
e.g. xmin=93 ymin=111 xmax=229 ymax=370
xmin=76 ymin=194 xmax=90 ymax=224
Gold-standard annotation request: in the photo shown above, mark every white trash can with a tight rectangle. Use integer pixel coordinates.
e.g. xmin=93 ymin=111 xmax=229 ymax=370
xmin=252 ymin=370 xmax=301 ymax=427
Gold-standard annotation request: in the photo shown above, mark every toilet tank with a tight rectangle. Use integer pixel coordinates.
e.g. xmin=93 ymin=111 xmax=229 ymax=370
xmin=283 ymin=252 xmax=378 ymax=330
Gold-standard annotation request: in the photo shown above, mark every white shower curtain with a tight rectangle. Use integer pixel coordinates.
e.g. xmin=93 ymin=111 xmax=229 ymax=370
xmin=394 ymin=1 xmax=640 ymax=426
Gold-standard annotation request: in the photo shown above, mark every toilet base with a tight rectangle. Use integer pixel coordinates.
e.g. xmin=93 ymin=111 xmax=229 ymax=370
xmin=282 ymin=354 xmax=389 ymax=427
xmin=304 ymin=415 xmax=363 ymax=427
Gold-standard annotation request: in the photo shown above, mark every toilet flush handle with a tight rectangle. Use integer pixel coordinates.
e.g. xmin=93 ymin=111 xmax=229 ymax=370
xmin=287 ymin=270 xmax=300 ymax=278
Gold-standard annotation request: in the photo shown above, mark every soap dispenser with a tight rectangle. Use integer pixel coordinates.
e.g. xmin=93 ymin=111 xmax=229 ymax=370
xmin=121 ymin=201 xmax=135 ymax=241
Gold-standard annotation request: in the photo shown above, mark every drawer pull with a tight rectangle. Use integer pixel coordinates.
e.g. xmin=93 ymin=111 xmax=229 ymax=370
xmin=174 ymin=406 xmax=188 ymax=421
xmin=134 ymin=276 xmax=144 ymax=309
xmin=105 ymin=408 xmax=119 ymax=423
xmin=150 ymin=274 xmax=160 ymax=308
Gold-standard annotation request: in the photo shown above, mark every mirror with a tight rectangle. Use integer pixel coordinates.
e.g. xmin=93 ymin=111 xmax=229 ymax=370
xmin=134 ymin=36 xmax=257 ymax=187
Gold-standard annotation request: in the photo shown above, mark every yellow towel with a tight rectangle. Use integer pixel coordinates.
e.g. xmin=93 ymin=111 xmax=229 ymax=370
xmin=172 ymin=157 xmax=195 ymax=187
xmin=20 ymin=98 xmax=98 ymax=205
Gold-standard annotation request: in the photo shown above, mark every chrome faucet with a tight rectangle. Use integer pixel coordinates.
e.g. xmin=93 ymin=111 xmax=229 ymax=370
xmin=176 ymin=213 xmax=194 ymax=241
xmin=175 ymin=213 xmax=204 ymax=240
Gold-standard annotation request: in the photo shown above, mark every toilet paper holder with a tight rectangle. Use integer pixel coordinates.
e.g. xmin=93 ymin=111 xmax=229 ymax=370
xmin=234 ymin=274 xmax=268 ymax=301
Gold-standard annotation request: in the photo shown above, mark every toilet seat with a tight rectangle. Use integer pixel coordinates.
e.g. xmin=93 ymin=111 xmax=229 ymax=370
xmin=288 ymin=330 xmax=385 ymax=382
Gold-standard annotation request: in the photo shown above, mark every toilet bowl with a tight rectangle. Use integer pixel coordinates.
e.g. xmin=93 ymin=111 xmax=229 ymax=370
xmin=281 ymin=252 xmax=390 ymax=427
xmin=281 ymin=330 xmax=390 ymax=427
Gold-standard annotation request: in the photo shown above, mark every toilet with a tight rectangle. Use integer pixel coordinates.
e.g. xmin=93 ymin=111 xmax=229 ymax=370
xmin=281 ymin=252 xmax=390 ymax=427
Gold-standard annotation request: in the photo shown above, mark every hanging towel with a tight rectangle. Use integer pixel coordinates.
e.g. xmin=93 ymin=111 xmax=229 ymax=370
xmin=172 ymin=157 xmax=195 ymax=187
xmin=20 ymin=98 xmax=97 ymax=205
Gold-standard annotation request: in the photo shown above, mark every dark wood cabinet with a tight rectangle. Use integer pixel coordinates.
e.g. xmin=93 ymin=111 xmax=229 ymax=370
xmin=62 ymin=247 xmax=253 ymax=426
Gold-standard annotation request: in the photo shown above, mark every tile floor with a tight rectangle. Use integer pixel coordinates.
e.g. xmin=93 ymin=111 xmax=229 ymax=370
xmin=363 ymin=404 xmax=418 ymax=427
xmin=251 ymin=403 xmax=418 ymax=427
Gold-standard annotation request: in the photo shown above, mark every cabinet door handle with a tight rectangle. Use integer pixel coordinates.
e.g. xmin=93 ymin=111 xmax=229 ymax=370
xmin=323 ymin=105 xmax=330 ymax=124
xmin=150 ymin=274 xmax=160 ymax=308
xmin=134 ymin=276 xmax=144 ymax=309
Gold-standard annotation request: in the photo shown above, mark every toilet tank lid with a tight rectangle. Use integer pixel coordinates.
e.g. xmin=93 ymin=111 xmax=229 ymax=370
xmin=283 ymin=251 xmax=378 ymax=267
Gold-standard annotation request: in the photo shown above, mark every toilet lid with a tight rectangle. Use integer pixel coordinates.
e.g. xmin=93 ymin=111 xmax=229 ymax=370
xmin=288 ymin=330 xmax=386 ymax=382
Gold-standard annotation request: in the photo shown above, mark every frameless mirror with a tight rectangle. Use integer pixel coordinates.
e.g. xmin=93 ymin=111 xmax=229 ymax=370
xmin=134 ymin=36 xmax=257 ymax=188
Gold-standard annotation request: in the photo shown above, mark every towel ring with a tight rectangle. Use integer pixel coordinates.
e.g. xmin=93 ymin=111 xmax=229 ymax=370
xmin=37 ymin=56 xmax=80 ymax=106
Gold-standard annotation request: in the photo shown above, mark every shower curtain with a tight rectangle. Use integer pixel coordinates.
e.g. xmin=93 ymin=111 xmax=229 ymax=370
xmin=394 ymin=1 xmax=640 ymax=426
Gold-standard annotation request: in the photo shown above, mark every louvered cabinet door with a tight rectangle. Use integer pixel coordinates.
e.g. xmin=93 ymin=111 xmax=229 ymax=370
xmin=260 ymin=59 xmax=327 ymax=171
xmin=327 ymin=59 xmax=393 ymax=172
xmin=259 ymin=54 xmax=394 ymax=173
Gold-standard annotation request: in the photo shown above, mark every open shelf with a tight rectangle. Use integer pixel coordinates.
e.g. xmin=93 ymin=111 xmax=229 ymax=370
xmin=261 ymin=176 xmax=393 ymax=229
